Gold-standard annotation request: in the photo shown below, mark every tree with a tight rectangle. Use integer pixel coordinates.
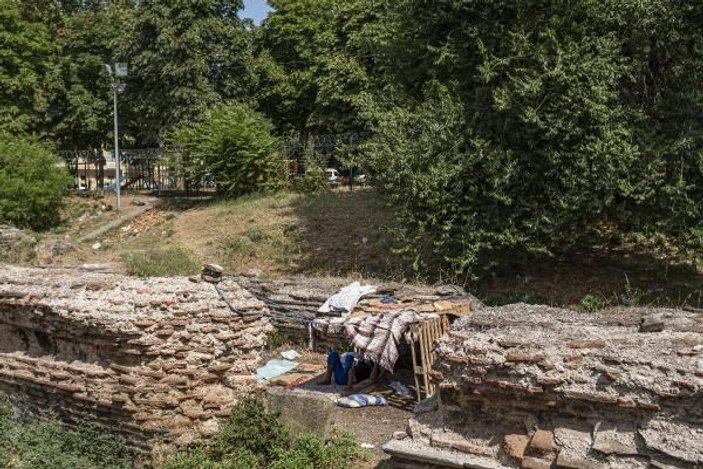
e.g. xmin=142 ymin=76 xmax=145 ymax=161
xmin=169 ymin=104 xmax=284 ymax=197
xmin=255 ymin=0 xmax=386 ymax=138
xmin=126 ymin=0 xmax=254 ymax=146
xmin=0 ymin=0 xmax=51 ymax=134
xmin=366 ymin=0 xmax=703 ymax=279
xmin=0 ymin=134 xmax=71 ymax=230
xmin=44 ymin=3 xmax=136 ymax=149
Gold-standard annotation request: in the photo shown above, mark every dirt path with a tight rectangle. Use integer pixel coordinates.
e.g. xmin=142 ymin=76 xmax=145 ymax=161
xmin=78 ymin=198 xmax=160 ymax=242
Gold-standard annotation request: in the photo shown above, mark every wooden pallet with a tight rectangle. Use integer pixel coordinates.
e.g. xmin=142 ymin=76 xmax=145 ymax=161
xmin=408 ymin=316 xmax=449 ymax=402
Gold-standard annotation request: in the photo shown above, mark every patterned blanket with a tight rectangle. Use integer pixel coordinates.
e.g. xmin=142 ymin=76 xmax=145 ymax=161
xmin=312 ymin=311 xmax=428 ymax=371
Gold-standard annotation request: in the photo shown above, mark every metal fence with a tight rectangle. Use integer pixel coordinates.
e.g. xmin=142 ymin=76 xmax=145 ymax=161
xmin=58 ymin=148 xmax=213 ymax=193
xmin=59 ymin=134 xmax=368 ymax=193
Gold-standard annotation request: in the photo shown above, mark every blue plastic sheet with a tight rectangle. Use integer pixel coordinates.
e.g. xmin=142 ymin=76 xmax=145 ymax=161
xmin=256 ymin=359 xmax=298 ymax=381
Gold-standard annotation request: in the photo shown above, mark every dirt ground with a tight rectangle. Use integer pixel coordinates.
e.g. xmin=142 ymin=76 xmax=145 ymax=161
xmin=263 ymin=346 xmax=416 ymax=466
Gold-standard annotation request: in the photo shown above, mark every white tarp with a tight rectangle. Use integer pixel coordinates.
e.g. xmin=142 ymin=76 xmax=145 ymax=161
xmin=318 ymin=281 xmax=376 ymax=317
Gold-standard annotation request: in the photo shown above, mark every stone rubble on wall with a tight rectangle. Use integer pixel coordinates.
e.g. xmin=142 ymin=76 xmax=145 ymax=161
xmin=0 ymin=225 xmax=24 ymax=253
xmin=0 ymin=265 xmax=273 ymax=461
xmin=384 ymin=304 xmax=703 ymax=469
xmin=234 ymin=273 xmax=481 ymax=342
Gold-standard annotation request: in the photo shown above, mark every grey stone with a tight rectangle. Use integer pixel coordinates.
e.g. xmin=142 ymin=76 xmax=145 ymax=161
xmin=265 ymin=387 xmax=336 ymax=437
xmin=640 ymin=313 xmax=665 ymax=332
xmin=592 ymin=423 xmax=638 ymax=456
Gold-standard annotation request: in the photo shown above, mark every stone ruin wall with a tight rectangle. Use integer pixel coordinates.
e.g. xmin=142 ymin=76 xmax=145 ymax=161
xmin=0 ymin=265 xmax=272 ymax=461
xmin=386 ymin=304 xmax=703 ymax=469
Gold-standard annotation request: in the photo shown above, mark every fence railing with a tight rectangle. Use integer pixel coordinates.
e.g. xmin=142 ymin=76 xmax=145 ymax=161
xmin=59 ymin=134 xmax=369 ymax=193
xmin=58 ymin=148 xmax=214 ymax=193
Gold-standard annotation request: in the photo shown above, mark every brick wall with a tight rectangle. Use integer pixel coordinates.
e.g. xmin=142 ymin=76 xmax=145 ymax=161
xmin=0 ymin=265 xmax=272 ymax=462
xmin=386 ymin=304 xmax=703 ymax=469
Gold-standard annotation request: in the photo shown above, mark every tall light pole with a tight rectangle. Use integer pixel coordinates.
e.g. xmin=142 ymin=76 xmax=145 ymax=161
xmin=105 ymin=63 xmax=128 ymax=211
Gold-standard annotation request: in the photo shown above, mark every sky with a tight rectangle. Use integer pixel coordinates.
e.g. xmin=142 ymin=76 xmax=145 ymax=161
xmin=242 ymin=0 xmax=273 ymax=25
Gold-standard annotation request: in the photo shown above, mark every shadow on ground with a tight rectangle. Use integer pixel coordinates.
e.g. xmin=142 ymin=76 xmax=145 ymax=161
xmin=286 ymin=189 xmax=407 ymax=280
xmin=476 ymin=247 xmax=703 ymax=309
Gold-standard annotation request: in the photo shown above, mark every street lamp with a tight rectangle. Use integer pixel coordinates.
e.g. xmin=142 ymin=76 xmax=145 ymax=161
xmin=104 ymin=63 xmax=128 ymax=211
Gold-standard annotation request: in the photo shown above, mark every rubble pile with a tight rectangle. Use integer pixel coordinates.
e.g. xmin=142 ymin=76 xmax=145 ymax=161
xmin=0 ymin=265 xmax=272 ymax=460
xmin=0 ymin=225 xmax=24 ymax=250
xmin=385 ymin=304 xmax=703 ymax=469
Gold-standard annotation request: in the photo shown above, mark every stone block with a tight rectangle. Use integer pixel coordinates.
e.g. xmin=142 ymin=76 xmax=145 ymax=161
xmin=505 ymin=434 xmax=529 ymax=461
xmin=592 ymin=423 xmax=638 ymax=456
xmin=265 ymin=387 xmax=335 ymax=438
xmin=530 ymin=429 xmax=555 ymax=454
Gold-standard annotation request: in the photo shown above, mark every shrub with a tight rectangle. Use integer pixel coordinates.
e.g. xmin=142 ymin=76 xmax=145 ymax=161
xmin=294 ymin=159 xmax=329 ymax=194
xmin=580 ymin=293 xmax=610 ymax=313
xmin=208 ymin=398 xmax=288 ymax=465
xmin=164 ymin=398 xmax=361 ymax=469
xmin=165 ymin=447 xmax=259 ymax=469
xmin=170 ymin=104 xmax=285 ymax=198
xmin=370 ymin=77 xmax=636 ymax=281
xmin=0 ymin=134 xmax=71 ymax=230
xmin=0 ymin=401 xmax=131 ymax=469
xmin=269 ymin=432 xmax=360 ymax=469
xmin=123 ymin=247 xmax=200 ymax=277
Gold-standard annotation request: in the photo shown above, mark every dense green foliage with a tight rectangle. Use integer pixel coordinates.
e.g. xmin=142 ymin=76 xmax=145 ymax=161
xmin=44 ymin=3 xmax=134 ymax=149
xmin=0 ymin=134 xmax=71 ymax=229
xmin=1 ymin=0 xmax=702 ymax=273
xmin=253 ymin=0 xmax=703 ymax=279
xmin=127 ymin=0 xmax=255 ymax=145
xmin=0 ymin=401 xmax=132 ymax=469
xmin=164 ymin=398 xmax=360 ymax=469
xmin=294 ymin=158 xmax=329 ymax=194
xmin=0 ymin=398 xmax=360 ymax=469
xmin=170 ymin=104 xmax=285 ymax=197
xmin=363 ymin=0 xmax=703 ymax=278
xmin=0 ymin=0 xmax=51 ymax=134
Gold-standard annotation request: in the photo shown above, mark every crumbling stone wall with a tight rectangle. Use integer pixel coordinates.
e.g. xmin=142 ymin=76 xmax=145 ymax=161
xmin=0 ymin=265 xmax=272 ymax=460
xmin=235 ymin=273 xmax=480 ymax=344
xmin=385 ymin=304 xmax=703 ymax=469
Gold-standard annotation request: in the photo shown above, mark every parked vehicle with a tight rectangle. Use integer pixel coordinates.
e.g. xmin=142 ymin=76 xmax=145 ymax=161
xmin=326 ymin=168 xmax=340 ymax=187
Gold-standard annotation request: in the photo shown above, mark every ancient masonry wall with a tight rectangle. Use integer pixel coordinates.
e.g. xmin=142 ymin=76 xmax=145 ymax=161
xmin=385 ymin=304 xmax=703 ymax=469
xmin=0 ymin=265 xmax=272 ymax=459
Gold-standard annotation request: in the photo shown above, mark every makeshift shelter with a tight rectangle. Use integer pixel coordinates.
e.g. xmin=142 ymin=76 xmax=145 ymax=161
xmin=311 ymin=296 xmax=473 ymax=401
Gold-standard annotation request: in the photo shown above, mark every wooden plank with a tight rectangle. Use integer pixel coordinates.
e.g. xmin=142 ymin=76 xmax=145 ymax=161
xmin=409 ymin=332 xmax=422 ymax=403
xmin=429 ymin=318 xmax=439 ymax=395
xmin=417 ymin=327 xmax=426 ymax=399
xmin=421 ymin=322 xmax=431 ymax=398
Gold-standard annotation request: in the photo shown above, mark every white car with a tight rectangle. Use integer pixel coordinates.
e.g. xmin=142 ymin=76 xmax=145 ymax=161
xmin=326 ymin=168 xmax=340 ymax=186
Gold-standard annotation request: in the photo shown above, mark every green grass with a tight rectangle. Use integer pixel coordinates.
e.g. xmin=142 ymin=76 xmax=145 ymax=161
xmin=579 ymin=293 xmax=610 ymax=312
xmin=123 ymin=247 xmax=200 ymax=277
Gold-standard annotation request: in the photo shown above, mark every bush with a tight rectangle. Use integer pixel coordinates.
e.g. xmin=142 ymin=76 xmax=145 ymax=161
xmin=580 ymin=293 xmax=610 ymax=313
xmin=269 ymin=433 xmax=360 ymax=469
xmin=0 ymin=134 xmax=71 ymax=230
xmin=170 ymin=104 xmax=285 ymax=198
xmin=123 ymin=247 xmax=200 ymax=277
xmin=165 ymin=447 xmax=259 ymax=469
xmin=164 ymin=398 xmax=360 ymax=469
xmin=208 ymin=398 xmax=289 ymax=466
xmin=0 ymin=400 xmax=131 ymax=469
xmin=365 ymin=1 xmax=703 ymax=282
xmin=294 ymin=159 xmax=329 ymax=194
